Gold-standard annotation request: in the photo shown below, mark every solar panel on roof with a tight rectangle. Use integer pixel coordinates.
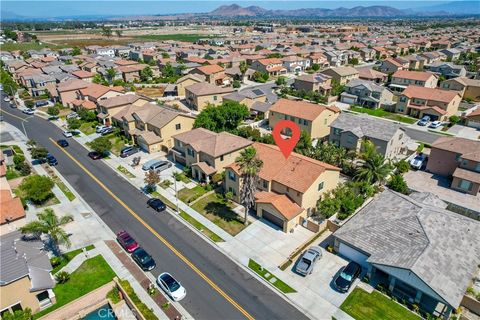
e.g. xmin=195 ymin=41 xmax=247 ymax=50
xmin=252 ymin=89 xmax=264 ymax=96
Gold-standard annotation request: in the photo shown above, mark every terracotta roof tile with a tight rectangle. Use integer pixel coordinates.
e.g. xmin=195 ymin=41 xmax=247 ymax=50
xmin=255 ymin=192 xmax=303 ymax=220
xmin=402 ymin=86 xmax=459 ymax=103
xmin=270 ymin=98 xmax=340 ymax=121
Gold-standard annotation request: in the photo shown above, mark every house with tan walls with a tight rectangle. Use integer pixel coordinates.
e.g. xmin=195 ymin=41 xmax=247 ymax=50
xmin=190 ymin=64 xmax=228 ymax=86
xmin=185 ymin=82 xmax=235 ymax=111
xmin=96 ymin=94 xmax=152 ymax=126
xmin=175 ymin=74 xmax=205 ymax=96
xmin=426 ymin=137 xmax=480 ymax=196
xmin=440 ymin=77 xmax=480 ymax=102
xmin=395 ymin=86 xmax=461 ymax=121
xmin=171 ymin=128 xmax=253 ymax=182
xmin=222 ymin=89 xmax=267 ymax=110
xmin=0 ymin=232 xmax=56 ymax=315
xmin=293 ymin=73 xmax=332 ymax=96
xmin=268 ymin=98 xmax=341 ymax=140
xmin=225 ymin=143 xmax=341 ymax=233
xmin=390 ymin=70 xmax=438 ymax=92
xmin=320 ymin=66 xmax=359 ymax=85
xmin=56 ymin=79 xmax=90 ymax=107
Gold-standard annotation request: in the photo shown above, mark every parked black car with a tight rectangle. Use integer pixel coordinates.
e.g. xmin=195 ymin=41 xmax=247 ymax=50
xmin=131 ymin=247 xmax=156 ymax=271
xmin=334 ymin=261 xmax=361 ymax=293
xmin=147 ymin=198 xmax=166 ymax=212
xmin=120 ymin=146 xmax=139 ymax=158
xmin=57 ymin=139 xmax=69 ymax=147
xmin=46 ymin=154 xmax=58 ymax=166
xmin=88 ymin=151 xmax=102 ymax=160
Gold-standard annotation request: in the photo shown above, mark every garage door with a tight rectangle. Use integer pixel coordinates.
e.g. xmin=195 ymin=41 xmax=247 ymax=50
xmin=338 ymin=242 xmax=369 ymax=268
xmin=468 ymin=119 xmax=480 ymax=129
xmin=262 ymin=210 xmax=284 ymax=229
xmin=341 ymin=96 xmax=356 ymax=104
xmin=423 ymin=113 xmax=439 ymax=121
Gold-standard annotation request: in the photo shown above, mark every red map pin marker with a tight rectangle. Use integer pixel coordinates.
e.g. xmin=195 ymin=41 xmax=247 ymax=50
xmin=272 ymin=120 xmax=301 ymax=159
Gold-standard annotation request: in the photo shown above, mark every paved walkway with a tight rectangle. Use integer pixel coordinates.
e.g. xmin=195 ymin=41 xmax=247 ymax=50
xmin=59 ymin=248 xmax=100 ymax=274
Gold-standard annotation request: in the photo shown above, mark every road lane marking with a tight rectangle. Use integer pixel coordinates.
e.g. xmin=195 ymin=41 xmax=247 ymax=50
xmin=1 ymin=109 xmax=28 ymax=121
xmin=49 ymin=137 xmax=255 ymax=320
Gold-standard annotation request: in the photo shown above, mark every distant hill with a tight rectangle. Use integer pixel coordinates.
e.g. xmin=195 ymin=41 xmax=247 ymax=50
xmin=207 ymin=4 xmax=405 ymax=18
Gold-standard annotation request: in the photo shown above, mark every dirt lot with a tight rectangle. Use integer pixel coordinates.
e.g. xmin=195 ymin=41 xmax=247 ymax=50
xmin=135 ymin=86 xmax=165 ymax=99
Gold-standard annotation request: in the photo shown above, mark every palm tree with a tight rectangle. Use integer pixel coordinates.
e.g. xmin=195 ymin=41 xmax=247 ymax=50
xmin=239 ymin=61 xmax=248 ymax=83
xmin=106 ymin=68 xmax=117 ymax=85
xmin=355 ymin=153 xmax=392 ymax=185
xmin=20 ymin=209 xmax=73 ymax=256
xmin=235 ymin=147 xmax=263 ymax=225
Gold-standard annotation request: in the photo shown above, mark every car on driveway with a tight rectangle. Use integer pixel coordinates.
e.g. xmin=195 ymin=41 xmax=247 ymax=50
xmin=3 ymin=96 xmax=10 ymax=102
xmin=116 ymin=230 xmax=139 ymax=253
xmin=66 ymin=112 xmax=78 ymax=120
xmin=100 ymin=127 xmax=114 ymax=136
xmin=142 ymin=160 xmax=172 ymax=172
xmin=147 ymin=198 xmax=166 ymax=212
xmin=63 ymin=131 xmax=73 ymax=138
xmin=429 ymin=120 xmax=442 ymax=129
xmin=35 ymin=100 xmax=49 ymax=108
xmin=57 ymin=139 xmax=69 ymax=147
xmin=46 ymin=154 xmax=58 ymax=166
xmin=295 ymin=246 xmax=322 ymax=276
xmin=96 ymin=124 xmax=108 ymax=133
xmin=120 ymin=146 xmax=139 ymax=158
xmin=334 ymin=261 xmax=361 ymax=293
xmin=410 ymin=153 xmax=427 ymax=170
xmin=88 ymin=151 xmax=103 ymax=160
xmin=417 ymin=116 xmax=430 ymax=126
xmin=22 ymin=108 xmax=35 ymax=115
xmin=131 ymin=247 xmax=156 ymax=271
xmin=157 ymin=272 xmax=186 ymax=301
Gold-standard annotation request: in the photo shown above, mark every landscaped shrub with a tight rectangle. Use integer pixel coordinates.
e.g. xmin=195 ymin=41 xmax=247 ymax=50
xmin=106 ymin=286 xmax=121 ymax=304
xmin=388 ymin=174 xmax=410 ymax=195
xmin=395 ymin=159 xmax=410 ymax=174
xmin=119 ymin=279 xmax=158 ymax=320
xmin=55 ymin=271 xmax=71 ymax=284
xmin=50 ymin=256 xmax=63 ymax=268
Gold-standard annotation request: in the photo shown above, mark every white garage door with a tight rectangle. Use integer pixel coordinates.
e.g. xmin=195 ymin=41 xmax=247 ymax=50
xmin=341 ymin=96 xmax=356 ymax=104
xmin=338 ymin=243 xmax=369 ymax=268
xmin=467 ymin=119 xmax=480 ymax=129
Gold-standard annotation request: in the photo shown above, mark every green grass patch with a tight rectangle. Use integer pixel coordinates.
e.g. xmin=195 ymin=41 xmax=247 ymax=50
xmin=135 ymin=34 xmax=218 ymax=43
xmin=6 ymin=166 xmax=21 ymax=180
xmin=248 ymin=259 xmax=296 ymax=294
xmin=340 ymin=288 xmax=421 ymax=320
xmin=50 ymin=245 xmax=95 ymax=274
xmin=350 ymin=106 xmax=417 ymax=124
xmin=117 ymin=165 xmax=136 ymax=178
xmin=79 ymin=121 xmax=97 ymax=135
xmin=178 ymin=185 xmax=208 ymax=203
xmin=159 ymin=180 xmax=172 ymax=189
xmin=44 ymin=166 xmax=76 ymax=201
xmin=178 ymin=210 xmax=223 ymax=242
xmin=33 ymin=194 xmax=61 ymax=208
xmin=108 ymin=135 xmax=126 ymax=156
xmin=191 ymin=193 xmax=245 ymax=236
xmin=11 ymin=145 xmax=24 ymax=155
xmin=172 ymin=172 xmax=190 ymax=183
xmin=119 ymin=279 xmax=158 ymax=320
xmin=0 ymin=42 xmax=65 ymax=52
xmin=34 ymin=255 xmax=114 ymax=319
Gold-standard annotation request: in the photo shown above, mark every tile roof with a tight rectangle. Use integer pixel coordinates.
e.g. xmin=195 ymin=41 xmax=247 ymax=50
xmin=173 ymin=128 xmax=252 ymax=157
xmin=0 ymin=190 xmax=25 ymax=225
xmin=431 ymin=137 xmax=480 ymax=159
xmin=334 ymin=189 xmax=480 ymax=309
xmin=269 ymin=98 xmax=340 ymax=121
xmin=227 ymin=143 xmax=340 ymax=193
xmin=392 ymin=70 xmax=437 ymax=82
xmin=185 ymin=82 xmax=234 ymax=96
xmin=57 ymin=79 xmax=90 ymax=92
xmin=402 ymin=86 xmax=459 ymax=103
xmin=194 ymin=64 xmax=224 ymax=75
xmin=356 ymin=67 xmax=387 ymax=80
xmin=98 ymin=94 xmax=147 ymax=109
xmin=72 ymin=70 xmax=94 ymax=79
xmin=255 ymin=192 xmax=303 ymax=220
xmin=323 ymin=66 xmax=359 ymax=77
xmin=79 ymin=83 xmax=122 ymax=99
xmin=453 ymin=167 xmax=480 ymax=184
xmin=295 ymin=73 xmax=331 ymax=83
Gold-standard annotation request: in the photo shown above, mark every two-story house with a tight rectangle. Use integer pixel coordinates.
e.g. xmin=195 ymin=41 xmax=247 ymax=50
xmin=190 ymin=64 xmax=228 ymax=86
xmin=329 ymin=113 xmax=409 ymax=159
xmin=171 ymin=128 xmax=253 ymax=182
xmin=390 ymin=70 xmax=438 ymax=92
xmin=356 ymin=67 xmax=388 ymax=84
xmin=426 ymin=137 xmax=480 ymax=195
xmin=225 ymin=142 xmax=341 ymax=232
xmin=268 ymin=99 xmax=340 ymax=140
xmin=251 ymin=58 xmax=287 ymax=76
xmin=340 ymin=79 xmax=395 ymax=109
xmin=281 ymin=56 xmax=311 ymax=73
xmin=440 ymin=77 xmax=480 ymax=102
xmin=184 ymin=82 xmax=235 ymax=111
xmin=424 ymin=62 xmax=467 ymax=79
xmin=395 ymin=86 xmax=461 ymax=121
xmin=222 ymin=89 xmax=267 ymax=110
xmin=294 ymin=73 xmax=332 ymax=96
xmin=320 ymin=66 xmax=359 ymax=85
xmin=96 ymin=94 xmax=152 ymax=126
xmin=56 ymin=79 xmax=90 ymax=107
xmin=175 ymin=74 xmax=205 ymax=96
xmin=22 ymin=74 xmax=56 ymax=97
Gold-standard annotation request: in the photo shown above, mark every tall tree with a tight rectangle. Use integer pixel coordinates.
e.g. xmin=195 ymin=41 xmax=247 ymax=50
xmin=144 ymin=170 xmax=160 ymax=193
xmin=239 ymin=61 xmax=248 ymax=82
xmin=106 ymin=68 xmax=117 ymax=85
xmin=355 ymin=152 xmax=392 ymax=185
xmin=235 ymin=147 xmax=263 ymax=225
xmin=20 ymin=209 xmax=73 ymax=256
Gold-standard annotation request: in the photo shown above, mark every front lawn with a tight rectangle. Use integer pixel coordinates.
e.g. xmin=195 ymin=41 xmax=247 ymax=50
xmin=51 ymin=245 xmax=95 ymax=274
xmin=248 ymin=259 xmax=296 ymax=294
xmin=191 ymin=193 xmax=245 ymax=236
xmin=340 ymin=288 xmax=421 ymax=320
xmin=178 ymin=185 xmax=208 ymax=203
xmin=350 ymin=106 xmax=417 ymax=124
xmin=34 ymin=255 xmax=115 ymax=319
xmin=178 ymin=210 xmax=223 ymax=242
xmin=79 ymin=121 xmax=97 ymax=135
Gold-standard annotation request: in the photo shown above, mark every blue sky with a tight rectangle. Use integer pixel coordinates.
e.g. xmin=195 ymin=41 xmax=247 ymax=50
xmin=1 ymin=1 xmax=467 ymax=18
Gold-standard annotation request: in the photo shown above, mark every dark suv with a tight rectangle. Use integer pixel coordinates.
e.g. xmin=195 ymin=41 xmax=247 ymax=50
xmin=131 ymin=247 xmax=156 ymax=271
xmin=334 ymin=261 xmax=361 ymax=293
xmin=120 ymin=146 xmax=139 ymax=158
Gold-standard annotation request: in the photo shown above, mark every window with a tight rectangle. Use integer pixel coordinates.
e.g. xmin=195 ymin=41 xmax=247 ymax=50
xmin=476 ymin=162 xmax=480 ymax=173
xmin=220 ymin=155 xmax=224 ymax=161
xmin=228 ymin=170 xmax=236 ymax=181
xmin=462 ymin=159 xmax=469 ymax=167
xmin=458 ymin=179 xmax=472 ymax=191
xmin=399 ymin=96 xmax=407 ymax=102
xmin=228 ymin=187 xmax=237 ymax=196
xmin=347 ymin=135 xmax=355 ymax=144
xmin=175 ymin=123 xmax=181 ymax=130
xmin=455 ymin=154 xmax=461 ymax=161
xmin=187 ymin=148 xmax=195 ymax=157
xmin=303 ymin=119 xmax=308 ymax=126
xmin=333 ymin=128 xmax=342 ymax=135
xmin=263 ymin=180 xmax=268 ymax=188
xmin=213 ymin=95 xmax=217 ymax=101
xmin=318 ymin=182 xmax=324 ymax=191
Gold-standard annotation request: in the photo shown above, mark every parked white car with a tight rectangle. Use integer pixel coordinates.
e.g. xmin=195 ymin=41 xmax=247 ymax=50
xmin=22 ymin=108 xmax=35 ymax=115
xmin=157 ymin=272 xmax=186 ymax=302
xmin=410 ymin=153 xmax=427 ymax=170
xmin=428 ymin=121 xmax=443 ymax=129
xmin=63 ymin=131 xmax=73 ymax=138
xmin=66 ymin=112 xmax=78 ymax=120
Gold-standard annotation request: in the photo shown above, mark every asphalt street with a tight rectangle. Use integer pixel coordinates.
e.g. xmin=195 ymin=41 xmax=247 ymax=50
xmin=401 ymin=126 xmax=445 ymax=145
xmin=0 ymin=97 xmax=308 ymax=320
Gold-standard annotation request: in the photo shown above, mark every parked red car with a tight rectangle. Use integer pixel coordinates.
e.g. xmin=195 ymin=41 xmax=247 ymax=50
xmin=116 ymin=230 xmax=139 ymax=253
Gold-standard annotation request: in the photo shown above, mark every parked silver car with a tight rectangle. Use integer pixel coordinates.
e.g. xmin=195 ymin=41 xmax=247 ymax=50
xmin=295 ymin=246 xmax=322 ymax=276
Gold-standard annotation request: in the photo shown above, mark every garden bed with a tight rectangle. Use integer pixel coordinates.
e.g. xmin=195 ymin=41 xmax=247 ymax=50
xmin=178 ymin=185 xmax=209 ymax=203
xmin=117 ymin=165 xmax=136 ymax=178
xmin=350 ymin=106 xmax=417 ymax=124
xmin=248 ymin=259 xmax=296 ymax=294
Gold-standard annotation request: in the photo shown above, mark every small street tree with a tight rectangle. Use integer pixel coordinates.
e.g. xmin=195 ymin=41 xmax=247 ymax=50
xmin=144 ymin=170 xmax=160 ymax=192
xmin=31 ymin=146 xmax=48 ymax=160
xmin=235 ymin=147 xmax=264 ymax=225
xmin=239 ymin=61 xmax=248 ymax=82
xmin=67 ymin=117 xmax=81 ymax=130
xmin=20 ymin=208 xmax=73 ymax=255
xmin=140 ymin=66 xmax=153 ymax=82
xmin=47 ymin=105 xmax=60 ymax=117
xmin=90 ymin=136 xmax=112 ymax=155
xmin=106 ymin=67 xmax=117 ymax=84
xmin=19 ymin=175 xmax=54 ymax=203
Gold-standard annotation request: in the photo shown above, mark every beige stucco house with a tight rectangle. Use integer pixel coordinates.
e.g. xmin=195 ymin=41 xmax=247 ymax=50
xmin=294 ymin=73 xmax=332 ymax=96
xmin=184 ymin=83 xmax=235 ymax=111
xmin=225 ymin=143 xmax=340 ymax=232
xmin=268 ymin=99 xmax=341 ymax=140
xmin=320 ymin=66 xmax=359 ymax=85
xmin=440 ymin=77 xmax=480 ymax=102
xmin=175 ymin=74 xmax=205 ymax=96
xmin=390 ymin=70 xmax=438 ymax=92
